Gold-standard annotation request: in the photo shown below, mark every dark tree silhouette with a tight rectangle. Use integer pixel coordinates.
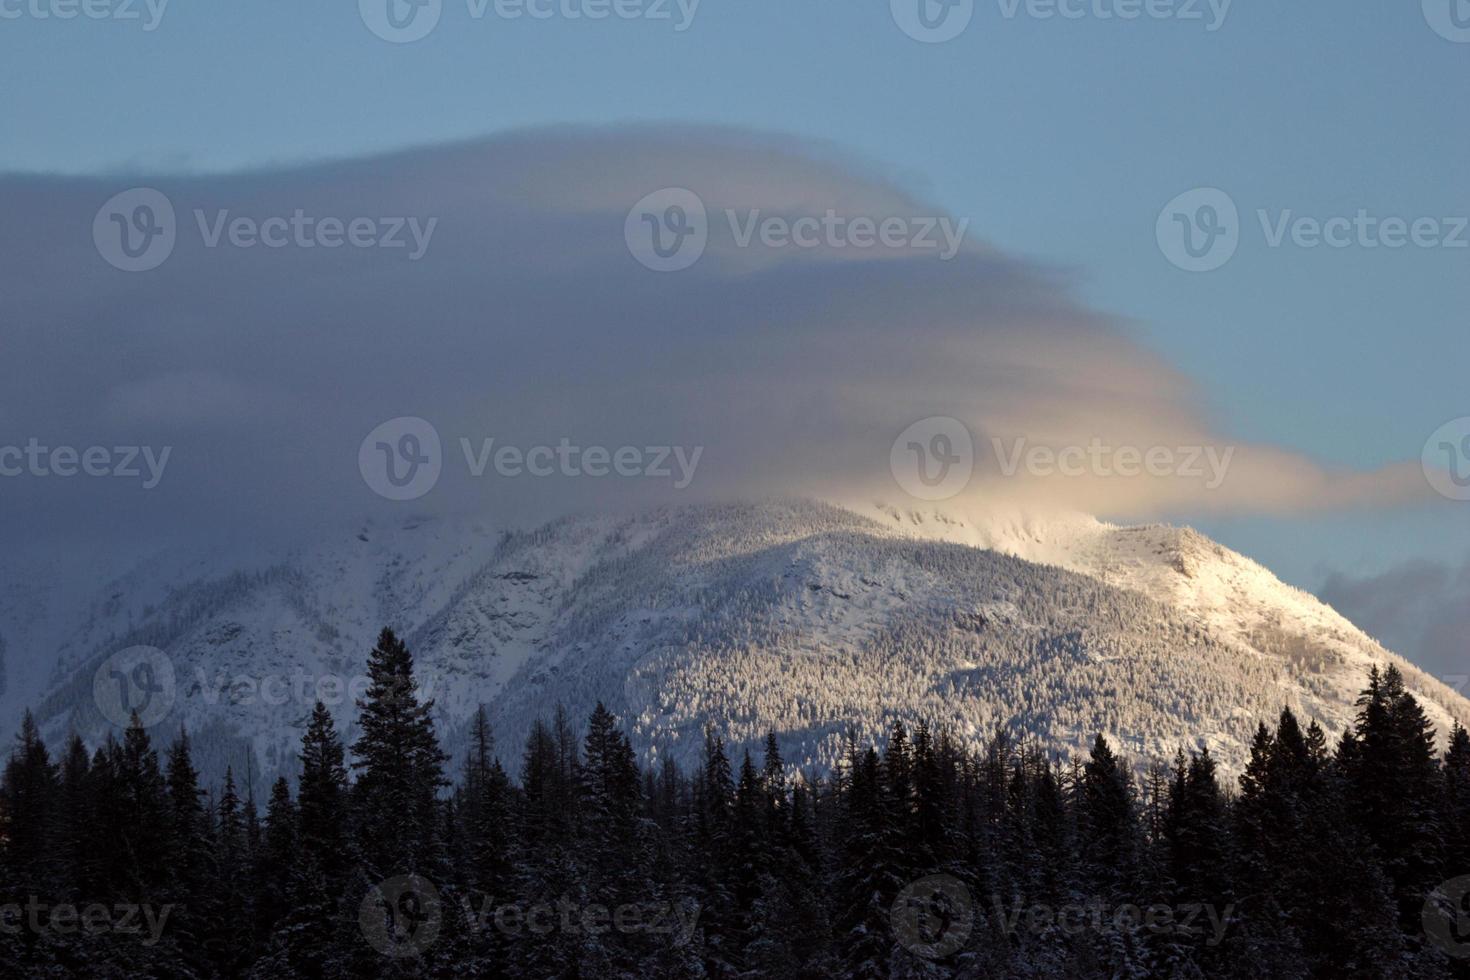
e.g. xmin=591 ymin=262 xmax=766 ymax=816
xmin=2 ymin=645 xmax=1466 ymax=979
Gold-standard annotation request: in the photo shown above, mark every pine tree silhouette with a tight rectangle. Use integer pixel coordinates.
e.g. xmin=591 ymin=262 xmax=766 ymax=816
xmin=350 ymin=627 xmax=448 ymax=879
xmin=1 ymin=654 xmax=1463 ymax=978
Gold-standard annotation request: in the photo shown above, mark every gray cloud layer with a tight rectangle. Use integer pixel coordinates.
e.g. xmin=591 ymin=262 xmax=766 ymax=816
xmin=0 ymin=126 xmax=1429 ymax=559
xmin=1320 ymin=558 xmax=1470 ymax=686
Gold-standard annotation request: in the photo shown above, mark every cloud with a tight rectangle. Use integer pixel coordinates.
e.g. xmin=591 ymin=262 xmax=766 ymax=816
xmin=0 ymin=125 xmax=1431 ymax=554
xmin=1320 ymin=558 xmax=1470 ymax=687
xmin=104 ymin=371 xmax=297 ymax=428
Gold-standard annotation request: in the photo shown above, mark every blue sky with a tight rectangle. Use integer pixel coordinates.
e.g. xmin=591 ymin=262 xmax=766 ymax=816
xmin=2 ymin=2 xmax=1467 ymax=606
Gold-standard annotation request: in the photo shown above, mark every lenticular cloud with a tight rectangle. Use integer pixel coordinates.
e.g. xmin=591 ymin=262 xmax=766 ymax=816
xmin=0 ymin=126 xmax=1426 ymax=556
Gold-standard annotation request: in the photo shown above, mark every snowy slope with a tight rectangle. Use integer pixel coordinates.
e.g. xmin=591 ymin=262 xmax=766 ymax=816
xmin=0 ymin=560 xmax=69 ymax=723
xmin=12 ymin=501 xmax=1468 ymax=791
xmin=23 ymin=515 xmax=503 ymax=789
xmin=864 ymin=502 xmax=1470 ymax=754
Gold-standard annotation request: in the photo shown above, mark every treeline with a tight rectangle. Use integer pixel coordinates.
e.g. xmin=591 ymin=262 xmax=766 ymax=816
xmin=1 ymin=627 xmax=1469 ymax=978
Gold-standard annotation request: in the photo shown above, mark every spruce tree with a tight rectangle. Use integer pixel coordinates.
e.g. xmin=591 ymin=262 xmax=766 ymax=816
xmin=1080 ymin=734 xmax=1135 ymax=898
xmin=255 ymin=776 xmax=297 ymax=943
xmin=272 ymin=700 xmax=350 ymax=978
xmin=581 ymin=702 xmax=647 ymax=974
xmin=458 ymin=705 xmax=514 ymax=978
xmin=350 ymin=628 xmax=448 ymax=878
xmin=297 ymin=700 xmax=348 ymax=871
xmin=55 ymin=733 xmax=94 ymax=902
xmin=835 ymin=743 xmax=914 ymax=979
xmin=0 ymin=711 xmax=58 ymax=899
xmin=1344 ymin=666 xmax=1445 ymax=932
xmin=1444 ymin=724 xmax=1470 ymax=878
xmin=512 ymin=713 xmax=587 ymax=979
xmin=163 ymin=727 xmax=217 ymax=976
xmin=694 ymin=728 xmax=738 ymax=976
xmin=213 ymin=767 xmax=253 ymax=975
xmin=110 ymin=714 xmax=173 ymax=907
xmin=4 ymin=658 xmax=1457 ymax=978
xmin=462 ymin=705 xmax=515 ymax=893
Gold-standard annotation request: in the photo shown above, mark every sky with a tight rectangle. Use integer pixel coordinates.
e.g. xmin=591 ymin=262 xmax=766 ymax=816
xmin=1 ymin=1 xmax=1467 ymax=675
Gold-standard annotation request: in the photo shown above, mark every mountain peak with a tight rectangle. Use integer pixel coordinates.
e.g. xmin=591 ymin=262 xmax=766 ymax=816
xmin=8 ymin=499 xmax=1466 ymax=789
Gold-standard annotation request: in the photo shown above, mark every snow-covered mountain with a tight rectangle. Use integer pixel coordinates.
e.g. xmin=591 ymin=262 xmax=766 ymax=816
xmin=6 ymin=500 xmax=1466 ymax=790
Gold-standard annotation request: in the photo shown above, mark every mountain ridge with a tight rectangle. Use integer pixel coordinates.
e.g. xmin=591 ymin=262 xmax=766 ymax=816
xmin=4 ymin=500 xmax=1463 ymax=789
